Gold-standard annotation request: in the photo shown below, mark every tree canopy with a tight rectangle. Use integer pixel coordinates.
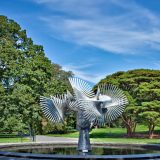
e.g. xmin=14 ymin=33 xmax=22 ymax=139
xmin=97 ymin=69 xmax=160 ymax=138
xmin=0 ymin=15 xmax=72 ymax=134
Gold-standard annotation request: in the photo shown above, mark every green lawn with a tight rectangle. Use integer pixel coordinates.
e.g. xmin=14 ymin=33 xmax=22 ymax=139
xmin=0 ymin=137 xmax=28 ymax=143
xmin=1 ymin=125 xmax=160 ymax=144
xmin=48 ymin=125 xmax=160 ymax=144
xmin=0 ymin=134 xmax=29 ymax=143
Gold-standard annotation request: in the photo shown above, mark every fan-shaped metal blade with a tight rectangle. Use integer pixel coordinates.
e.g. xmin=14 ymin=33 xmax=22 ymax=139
xmin=50 ymin=94 xmax=67 ymax=120
xmin=69 ymin=77 xmax=95 ymax=99
xmin=68 ymin=100 xmax=82 ymax=112
xmin=80 ymin=100 xmax=101 ymax=122
xmin=68 ymin=99 xmax=101 ymax=123
xmin=99 ymin=84 xmax=128 ymax=122
xmin=40 ymin=96 xmax=64 ymax=123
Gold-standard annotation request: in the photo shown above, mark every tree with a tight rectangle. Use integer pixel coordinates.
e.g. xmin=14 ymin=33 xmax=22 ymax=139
xmin=0 ymin=15 xmax=72 ymax=134
xmin=139 ymin=101 xmax=160 ymax=138
xmin=97 ymin=69 xmax=160 ymax=137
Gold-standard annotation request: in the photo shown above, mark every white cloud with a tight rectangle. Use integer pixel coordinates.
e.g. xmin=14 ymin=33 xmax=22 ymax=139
xmin=62 ymin=63 xmax=107 ymax=83
xmin=33 ymin=0 xmax=160 ymax=55
xmin=32 ymin=0 xmax=106 ymax=17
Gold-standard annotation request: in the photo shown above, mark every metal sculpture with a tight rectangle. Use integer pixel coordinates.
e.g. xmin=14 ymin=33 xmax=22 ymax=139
xmin=40 ymin=77 xmax=128 ymax=153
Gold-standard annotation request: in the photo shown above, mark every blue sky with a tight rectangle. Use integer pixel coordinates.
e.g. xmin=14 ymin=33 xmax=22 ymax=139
xmin=1 ymin=0 xmax=160 ymax=83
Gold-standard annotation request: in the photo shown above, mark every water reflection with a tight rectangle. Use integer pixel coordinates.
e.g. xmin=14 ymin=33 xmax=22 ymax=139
xmin=5 ymin=145 xmax=160 ymax=155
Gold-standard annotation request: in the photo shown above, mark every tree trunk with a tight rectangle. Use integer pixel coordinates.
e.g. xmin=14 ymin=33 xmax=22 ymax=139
xmin=126 ymin=125 xmax=133 ymax=137
xmin=133 ymin=122 xmax=137 ymax=134
xmin=29 ymin=124 xmax=35 ymax=142
xmin=148 ymin=124 xmax=155 ymax=139
xmin=122 ymin=116 xmax=135 ymax=137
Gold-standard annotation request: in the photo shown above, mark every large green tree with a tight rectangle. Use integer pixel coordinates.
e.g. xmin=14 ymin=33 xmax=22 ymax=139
xmin=97 ymin=69 xmax=160 ymax=138
xmin=0 ymin=15 xmax=72 ymax=134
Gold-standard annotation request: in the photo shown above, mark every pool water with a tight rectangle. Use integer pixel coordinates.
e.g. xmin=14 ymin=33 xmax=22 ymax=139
xmin=5 ymin=145 xmax=160 ymax=155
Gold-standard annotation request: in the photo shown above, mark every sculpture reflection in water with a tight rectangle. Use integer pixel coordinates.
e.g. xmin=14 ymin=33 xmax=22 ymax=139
xmin=40 ymin=77 xmax=128 ymax=154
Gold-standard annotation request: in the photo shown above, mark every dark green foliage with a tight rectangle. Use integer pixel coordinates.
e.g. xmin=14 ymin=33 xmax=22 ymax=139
xmin=0 ymin=15 xmax=72 ymax=134
xmin=98 ymin=69 xmax=160 ymax=138
xmin=42 ymin=121 xmax=68 ymax=134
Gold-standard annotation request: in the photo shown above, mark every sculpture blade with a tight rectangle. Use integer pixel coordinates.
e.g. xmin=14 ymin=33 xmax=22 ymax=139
xmin=50 ymin=95 xmax=67 ymax=120
xmin=69 ymin=77 xmax=95 ymax=100
xmin=68 ymin=99 xmax=101 ymax=122
xmin=99 ymin=84 xmax=128 ymax=122
xmin=40 ymin=96 xmax=64 ymax=123
xmin=80 ymin=100 xmax=101 ymax=122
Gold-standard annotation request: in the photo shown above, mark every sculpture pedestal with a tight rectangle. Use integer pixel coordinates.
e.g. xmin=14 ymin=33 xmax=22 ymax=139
xmin=78 ymin=128 xmax=91 ymax=153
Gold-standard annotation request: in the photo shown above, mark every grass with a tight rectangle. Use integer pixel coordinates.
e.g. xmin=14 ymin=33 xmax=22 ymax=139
xmin=48 ymin=125 xmax=160 ymax=144
xmin=0 ymin=137 xmax=28 ymax=143
xmin=0 ymin=134 xmax=29 ymax=143
xmin=1 ymin=125 xmax=160 ymax=144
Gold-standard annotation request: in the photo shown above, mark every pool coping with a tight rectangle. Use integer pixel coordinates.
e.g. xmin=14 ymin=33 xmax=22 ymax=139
xmin=0 ymin=142 xmax=160 ymax=159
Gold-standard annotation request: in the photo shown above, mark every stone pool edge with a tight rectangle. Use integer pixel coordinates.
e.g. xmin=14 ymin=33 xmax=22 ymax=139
xmin=0 ymin=142 xmax=160 ymax=160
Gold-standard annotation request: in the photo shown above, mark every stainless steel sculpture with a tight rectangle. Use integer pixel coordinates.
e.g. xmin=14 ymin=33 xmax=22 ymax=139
xmin=40 ymin=77 xmax=128 ymax=153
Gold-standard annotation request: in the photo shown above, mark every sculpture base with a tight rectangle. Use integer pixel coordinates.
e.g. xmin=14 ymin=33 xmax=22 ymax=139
xmin=78 ymin=128 xmax=91 ymax=153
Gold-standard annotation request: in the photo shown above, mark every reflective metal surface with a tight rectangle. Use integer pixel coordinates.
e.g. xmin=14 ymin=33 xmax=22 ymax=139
xmin=40 ymin=77 xmax=128 ymax=152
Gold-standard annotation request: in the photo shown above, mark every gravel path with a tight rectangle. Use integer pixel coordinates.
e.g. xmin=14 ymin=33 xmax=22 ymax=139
xmin=35 ymin=135 xmax=78 ymax=143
